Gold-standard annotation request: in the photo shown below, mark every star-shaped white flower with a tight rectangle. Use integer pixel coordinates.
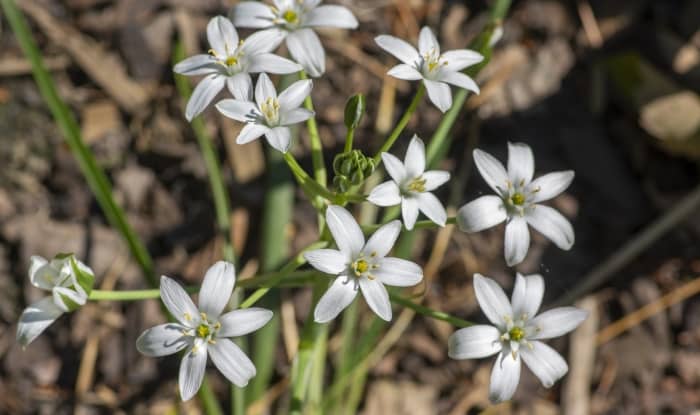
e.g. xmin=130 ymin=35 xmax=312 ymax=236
xmin=174 ymin=16 xmax=302 ymax=121
xmin=232 ymin=0 xmax=358 ymax=77
xmin=375 ymin=26 xmax=483 ymax=112
xmin=304 ymin=205 xmax=423 ymax=322
xmin=136 ymin=261 xmax=273 ymax=401
xmin=17 ymin=254 xmax=94 ymax=347
xmin=216 ymin=73 xmax=313 ymax=153
xmin=448 ymin=274 xmax=587 ymax=403
xmin=457 ymin=142 xmax=575 ymax=266
xmin=367 ymin=135 xmax=450 ymax=230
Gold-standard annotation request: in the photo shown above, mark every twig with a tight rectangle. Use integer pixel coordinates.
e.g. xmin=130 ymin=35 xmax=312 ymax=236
xmin=563 ymin=296 xmax=598 ymax=415
xmin=577 ymin=0 xmax=604 ymax=48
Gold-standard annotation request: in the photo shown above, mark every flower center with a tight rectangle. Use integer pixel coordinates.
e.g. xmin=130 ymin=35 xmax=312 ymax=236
xmin=510 ymin=192 xmax=525 ymax=206
xmin=225 ymin=55 xmax=238 ymax=66
xmin=422 ymin=49 xmax=446 ymax=76
xmin=508 ymin=326 xmax=525 ymax=342
xmin=283 ymin=9 xmax=298 ymax=24
xmin=407 ymin=177 xmax=426 ymax=193
xmin=260 ymin=97 xmax=280 ymax=125
xmin=197 ymin=323 xmax=210 ymax=338
xmin=354 ymin=259 xmax=369 ymax=274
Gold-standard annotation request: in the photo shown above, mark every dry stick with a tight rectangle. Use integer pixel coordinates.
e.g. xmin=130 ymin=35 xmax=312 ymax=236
xmin=554 ymin=183 xmax=700 ymax=307
xmin=577 ymin=0 xmax=604 ymax=48
xmin=596 ymin=275 xmax=700 ymax=345
xmin=563 ymin=296 xmax=599 ymax=415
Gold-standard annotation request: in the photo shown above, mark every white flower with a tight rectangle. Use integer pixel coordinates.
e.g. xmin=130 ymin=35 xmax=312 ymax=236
xmin=457 ymin=142 xmax=575 ymax=266
xmin=17 ymin=255 xmax=94 ymax=347
xmin=232 ymin=0 xmax=359 ymax=77
xmin=367 ymin=135 xmax=450 ymax=230
xmin=174 ymin=16 xmax=302 ymax=121
xmin=136 ymin=261 xmax=273 ymax=401
xmin=304 ymin=205 xmax=423 ymax=322
xmin=375 ymin=26 xmax=483 ymax=112
xmin=448 ymin=273 xmax=587 ymax=403
xmin=216 ymin=73 xmax=313 ymax=153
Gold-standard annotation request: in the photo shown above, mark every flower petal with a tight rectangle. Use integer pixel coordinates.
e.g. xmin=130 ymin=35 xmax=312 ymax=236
xmin=218 ymin=308 xmax=274 ymax=338
xmin=473 ymin=149 xmax=508 ymax=194
xmin=456 ymin=195 xmax=507 ymax=232
xmin=255 ymin=73 xmax=277 ymax=106
xmin=387 ymin=64 xmax=422 ymax=81
xmin=525 ymin=205 xmax=574 ymax=250
xmin=207 ymin=16 xmax=238 ymax=58
xmin=473 ymin=274 xmax=512 ymax=327
xmin=448 ymin=325 xmax=502 ymax=359
xmin=16 ymin=297 xmax=63 ymax=346
xmin=504 ymin=217 xmax=530 ymax=266
xmin=216 ymin=99 xmax=259 ymax=122
xmin=248 ymin=53 xmax=302 ymax=75
xmin=304 ymin=5 xmax=358 ymax=28
xmin=226 ymin=72 xmax=253 ymax=101
xmin=303 ymin=249 xmax=347 ymax=275
xmin=441 ymin=49 xmax=484 ymax=72
xmin=160 ymin=276 xmax=200 ymax=326
xmin=136 ymin=323 xmax=190 ymax=357
xmin=422 ymin=170 xmax=450 ymax=191
xmin=489 ymin=351 xmax=521 ymax=403
xmin=372 ymin=257 xmax=423 ymax=287
xmin=232 ymin=2 xmax=275 ymax=28
xmin=179 ymin=344 xmax=208 ymax=401
xmin=519 ymin=341 xmax=568 ymax=388
xmin=507 ymin=142 xmax=534 ymax=185
xmin=29 ymin=256 xmax=55 ymax=290
xmin=423 ymin=79 xmax=452 ymax=113
xmin=199 ymin=261 xmax=236 ymax=319
xmin=241 ymin=28 xmax=286 ymax=54
xmin=529 ymin=307 xmax=588 ymax=340
xmin=287 ymin=28 xmax=325 ymax=77
xmin=314 ymin=276 xmax=358 ymax=323
xmin=381 ymin=152 xmax=407 ymax=184
xmin=511 ymin=273 xmax=544 ymax=319
xmin=438 ymin=71 xmax=479 ymax=94
xmin=363 ymin=220 xmax=401 ymax=258
xmin=278 ymin=79 xmax=313 ymax=111
xmin=401 ymin=196 xmax=420 ymax=230
xmin=367 ymin=181 xmax=401 ymax=206
xmin=374 ymin=35 xmax=420 ymax=65
xmin=264 ymin=127 xmax=292 ymax=153
xmin=173 ymin=54 xmax=218 ymax=76
xmin=281 ymin=108 xmax=314 ymax=125
xmin=52 ymin=286 xmax=86 ymax=312
xmin=185 ymin=74 xmax=226 ymax=121
xmin=416 ymin=192 xmax=447 ymax=226
xmin=529 ymin=171 xmax=575 ymax=203
xmin=359 ymin=277 xmax=392 ymax=321
xmin=418 ymin=26 xmax=440 ymax=55
xmin=209 ymin=338 xmax=257 ymax=387
xmin=325 ymin=205 xmax=364 ymax=258
xmin=404 ymin=135 xmax=426 ymax=178
xmin=236 ymin=123 xmax=269 ymax=145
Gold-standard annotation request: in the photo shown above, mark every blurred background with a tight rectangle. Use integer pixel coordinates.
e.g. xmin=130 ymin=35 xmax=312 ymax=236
xmin=0 ymin=0 xmax=699 ymax=413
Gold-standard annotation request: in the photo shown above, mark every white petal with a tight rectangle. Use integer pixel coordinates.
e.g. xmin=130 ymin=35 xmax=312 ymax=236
xmin=305 ymin=5 xmax=358 ymax=28
xmin=359 ymin=278 xmax=392 ymax=321
xmin=448 ymin=325 xmax=502 ymax=359
xmin=367 ymin=181 xmax=401 ymax=206
xmin=529 ymin=307 xmax=588 ymax=340
xmin=314 ymin=276 xmax=358 ymax=323
xmin=185 ymin=74 xmax=225 ymax=121
xmin=236 ymin=123 xmax=269 ymax=145
xmin=136 ymin=323 xmax=190 ymax=357
xmin=52 ymin=286 xmax=86 ymax=312
xmin=438 ymin=71 xmax=479 ymax=94
xmin=404 ymin=135 xmax=426 ymax=177
xmin=209 ymin=338 xmax=256 ymax=387
xmin=507 ymin=142 xmax=535 ymax=185
xmin=248 ymin=53 xmax=302 ymax=75
xmin=278 ymin=79 xmax=313 ymax=111
xmin=226 ymin=72 xmax=253 ymax=101
xmin=281 ymin=108 xmax=314 ymax=125
xmin=160 ymin=276 xmax=200 ymax=326
xmin=417 ymin=192 xmax=447 ymax=226
xmin=29 ymin=256 xmax=55 ymax=290
xmin=374 ymin=35 xmax=420 ymax=65
xmin=423 ymin=79 xmax=452 ymax=113
xmin=179 ymin=344 xmax=208 ymax=401
xmin=519 ymin=341 xmax=568 ymax=388
xmin=216 ymin=99 xmax=258 ymax=122
xmin=381 ymin=152 xmax=407 ymax=184
xmin=387 ymin=64 xmax=422 ymax=81
xmin=362 ymin=220 xmax=401 ymax=258
xmin=173 ymin=54 xmax=218 ymax=76
xmin=473 ymin=274 xmax=512 ymax=327
xmin=529 ymin=171 xmax=575 ymax=203
xmin=241 ymin=29 xmax=286 ymax=54
xmin=489 ymin=351 xmax=521 ymax=403
xmin=525 ymin=205 xmax=575 ymax=250
xmin=16 ymin=297 xmax=63 ymax=346
xmin=422 ymin=170 xmax=450 ymax=191
xmin=303 ymin=249 xmax=348 ymax=275
xmin=372 ymin=257 xmax=423 ymax=287
xmin=511 ymin=273 xmax=544 ymax=319
xmin=401 ymin=196 xmax=420 ymax=230
xmin=504 ymin=217 xmax=530 ymax=266
xmin=287 ymin=28 xmax=325 ymax=77
xmin=199 ymin=261 xmax=236 ymax=319
xmin=264 ymin=127 xmax=292 ymax=153
xmin=325 ymin=205 xmax=364 ymax=258
xmin=218 ymin=308 xmax=274 ymax=337
xmin=255 ymin=73 xmax=277 ymax=106
xmin=232 ymin=2 xmax=275 ymax=28
xmin=441 ymin=49 xmax=484 ymax=72
xmin=207 ymin=16 xmax=238 ymax=58
xmin=456 ymin=195 xmax=507 ymax=232
xmin=473 ymin=149 xmax=508 ymax=194
xmin=418 ymin=26 xmax=440 ymax=55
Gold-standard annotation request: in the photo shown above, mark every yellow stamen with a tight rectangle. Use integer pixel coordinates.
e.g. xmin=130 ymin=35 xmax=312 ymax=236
xmin=283 ymin=9 xmax=298 ymax=23
xmin=196 ymin=324 xmax=210 ymax=338
xmin=511 ymin=192 xmax=525 ymax=205
xmin=407 ymin=177 xmax=427 ymax=193
xmin=508 ymin=326 xmax=525 ymax=342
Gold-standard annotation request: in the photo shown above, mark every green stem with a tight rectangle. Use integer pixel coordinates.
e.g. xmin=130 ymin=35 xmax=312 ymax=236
xmin=283 ymin=152 xmax=337 ymax=204
xmin=344 ymin=128 xmax=355 ymax=153
xmin=299 ymin=71 xmax=327 ymax=188
xmin=389 ymin=293 xmax=473 ymax=328
xmin=199 ymin=378 xmax=225 ymax=415
xmin=372 ymin=84 xmax=425 ymax=164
